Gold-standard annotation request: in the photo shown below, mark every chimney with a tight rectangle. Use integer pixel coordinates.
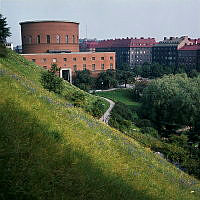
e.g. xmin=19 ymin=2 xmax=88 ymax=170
xmin=164 ymin=37 xmax=167 ymax=40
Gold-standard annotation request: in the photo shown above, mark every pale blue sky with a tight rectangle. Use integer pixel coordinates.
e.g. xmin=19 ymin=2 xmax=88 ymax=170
xmin=1 ymin=0 xmax=199 ymax=46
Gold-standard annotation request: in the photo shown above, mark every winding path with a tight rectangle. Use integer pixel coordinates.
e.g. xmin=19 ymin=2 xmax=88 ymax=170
xmin=100 ymin=97 xmax=115 ymax=124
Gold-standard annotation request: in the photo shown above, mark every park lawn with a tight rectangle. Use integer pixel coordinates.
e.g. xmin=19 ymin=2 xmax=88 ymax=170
xmin=96 ymin=89 xmax=141 ymax=110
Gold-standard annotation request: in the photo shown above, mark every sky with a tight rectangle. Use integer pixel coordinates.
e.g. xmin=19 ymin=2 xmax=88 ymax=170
xmin=1 ymin=0 xmax=199 ymax=46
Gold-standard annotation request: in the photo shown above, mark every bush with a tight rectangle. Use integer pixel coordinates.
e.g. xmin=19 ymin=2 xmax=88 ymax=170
xmin=0 ymin=44 xmax=8 ymax=57
xmin=71 ymin=92 xmax=86 ymax=107
xmin=90 ymin=99 xmax=104 ymax=118
xmin=40 ymin=64 xmax=64 ymax=94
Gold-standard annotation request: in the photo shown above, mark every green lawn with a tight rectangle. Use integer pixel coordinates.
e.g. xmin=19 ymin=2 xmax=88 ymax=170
xmin=0 ymin=51 xmax=200 ymax=200
xmin=96 ymin=89 xmax=141 ymax=110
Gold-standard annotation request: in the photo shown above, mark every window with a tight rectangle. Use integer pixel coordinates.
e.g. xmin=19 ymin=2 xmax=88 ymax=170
xmin=110 ymin=56 xmax=113 ymax=60
xmin=101 ymin=64 xmax=104 ymax=70
xmin=92 ymin=64 xmax=96 ymax=71
xmin=110 ymin=63 xmax=113 ymax=69
xmin=47 ymin=35 xmax=50 ymax=44
xmin=52 ymin=58 xmax=57 ymax=63
xmin=64 ymin=58 xmax=67 ymax=62
xmin=42 ymin=58 xmax=47 ymax=62
xmin=32 ymin=59 xmax=36 ymax=62
xmin=43 ymin=66 xmax=47 ymax=69
xmin=73 ymin=57 xmax=77 ymax=61
xmin=92 ymin=57 xmax=95 ymax=60
xmin=56 ymin=35 xmax=60 ymax=43
xmin=83 ymin=64 xmax=86 ymax=70
xmin=73 ymin=35 xmax=75 ymax=44
xmin=66 ymin=35 xmax=69 ymax=44
xmin=37 ymin=35 xmax=40 ymax=44
xmin=101 ymin=57 xmax=104 ymax=60
xmin=28 ymin=36 xmax=32 ymax=44
xmin=83 ymin=57 xmax=86 ymax=61
xmin=73 ymin=65 xmax=77 ymax=71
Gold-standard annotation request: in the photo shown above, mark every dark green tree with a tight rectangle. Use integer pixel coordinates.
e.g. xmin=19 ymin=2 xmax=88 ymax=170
xmin=0 ymin=14 xmax=11 ymax=44
xmin=95 ymin=69 xmax=118 ymax=89
xmin=0 ymin=14 xmax=11 ymax=57
xmin=40 ymin=64 xmax=64 ymax=94
xmin=73 ymin=70 xmax=95 ymax=91
xmin=140 ymin=74 xmax=200 ymax=134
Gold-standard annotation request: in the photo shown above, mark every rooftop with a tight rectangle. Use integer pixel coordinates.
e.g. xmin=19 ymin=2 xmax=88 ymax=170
xmin=179 ymin=44 xmax=200 ymax=51
xmin=19 ymin=20 xmax=79 ymax=25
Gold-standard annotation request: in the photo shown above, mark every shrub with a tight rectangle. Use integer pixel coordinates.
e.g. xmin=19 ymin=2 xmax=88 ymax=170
xmin=40 ymin=64 xmax=64 ymax=94
xmin=71 ymin=92 xmax=86 ymax=107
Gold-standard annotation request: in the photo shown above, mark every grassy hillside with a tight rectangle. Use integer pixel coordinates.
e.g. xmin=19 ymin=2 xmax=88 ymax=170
xmin=0 ymin=51 xmax=200 ymax=200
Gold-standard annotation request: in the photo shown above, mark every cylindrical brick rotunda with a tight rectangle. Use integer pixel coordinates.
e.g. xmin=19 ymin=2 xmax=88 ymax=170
xmin=20 ymin=20 xmax=79 ymax=54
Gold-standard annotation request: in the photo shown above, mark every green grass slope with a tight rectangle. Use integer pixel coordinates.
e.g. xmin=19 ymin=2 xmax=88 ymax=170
xmin=0 ymin=51 xmax=200 ymax=200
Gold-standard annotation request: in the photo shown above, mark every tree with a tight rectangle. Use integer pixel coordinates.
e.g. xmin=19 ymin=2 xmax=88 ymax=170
xmin=0 ymin=14 xmax=11 ymax=44
xmin=140 ymin=74 xmax=200 ymax=134
xmin=0 ymin=14 xmax=11 ymax=57
xmin=73 ymin=70 xmax=94 ymax=91
xmin=116 ymin=64 xmax=135 ymax=88
xmin=95 ymin=70 xmax=118 ymax=89
xmin=40 ymin=64 xmax=64 ymax=94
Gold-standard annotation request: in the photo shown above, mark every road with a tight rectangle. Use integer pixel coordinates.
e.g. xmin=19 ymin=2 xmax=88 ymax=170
xmin=100 ymin=97 xmax=115 ymax=124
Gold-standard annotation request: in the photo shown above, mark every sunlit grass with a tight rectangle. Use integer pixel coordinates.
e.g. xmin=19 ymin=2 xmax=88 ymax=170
xmin=0 ymin=51 xmax=200 ymax=199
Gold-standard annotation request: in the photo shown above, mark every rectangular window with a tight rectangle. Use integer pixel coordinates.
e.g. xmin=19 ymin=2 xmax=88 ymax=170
xmin=92 ymin=64 xmax=96 ymax=71
xmin=37 ymin=35 xmax=40 ymax=44
xmin=47 ymin=35 xmax=50 ymax=44
xmin=43 ymin=66 xmax=47 ymax=69
xmin=42 ymin=58 xmax=47 ymax=62
xmin=64 ymin=58 xmax=67 ymax=62
xmin=66 ymin=35 xmax=68 ymax=44
xmin=32 ymin=59 xmax=36 ymax=62
xmin=92 ymin=57 xmax=95 ymax=60
xmin=101 ymin=57 xmax=104 ymax=60
xmin=83 ymin=64 xmax=86 ymax=70
xmin=110 ymin=56 xmax=113 ymax=60
xmin=83 ymin=57 xmax=86 ymax=61
xmin=101 ymin=64 xmax=104 ymax=70
xmin=73 ymin=35 xmax=75 ymax=44
xmin=52 ymin=58 xmax=57 ymax=63
xmin=73 ymin=65 xmax=77 ymax=71
xmin=56 ymin=35 xmax=60 ymax=43
xmin=73 ymin=57 xmax=77 ymax=61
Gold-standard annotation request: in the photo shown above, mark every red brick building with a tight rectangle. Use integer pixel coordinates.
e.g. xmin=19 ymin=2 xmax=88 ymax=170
xmin=20 ymin=20 xmax=115 ymax=82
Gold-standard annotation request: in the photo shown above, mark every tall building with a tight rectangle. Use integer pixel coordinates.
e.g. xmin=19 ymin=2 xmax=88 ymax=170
xmin=178 ymin=44 xmax=200 ymax=70
xmin=20 ymin=20 xmax=115 ymax=82
xmin=152 ymin=36 xmax=193 ymax=66
xmin=95 ymin=37 xmax=156 ymax=69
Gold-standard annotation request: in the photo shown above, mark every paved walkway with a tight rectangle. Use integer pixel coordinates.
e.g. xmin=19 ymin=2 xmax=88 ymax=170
xmin=100 ymin=97 xmax=115 ymax=124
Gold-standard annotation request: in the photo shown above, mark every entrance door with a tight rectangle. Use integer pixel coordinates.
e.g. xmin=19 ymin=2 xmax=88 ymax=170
xmin=62 ymin=70 xmax=70 ymax=82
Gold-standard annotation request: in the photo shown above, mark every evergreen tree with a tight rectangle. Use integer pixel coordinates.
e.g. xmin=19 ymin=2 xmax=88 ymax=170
xmin=0 ymin=14 xmax=11 ymax=44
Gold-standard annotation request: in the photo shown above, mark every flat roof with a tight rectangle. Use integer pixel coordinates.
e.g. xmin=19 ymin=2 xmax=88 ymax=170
xmin=20 ymin=20 xmax=79 ymax=25
xmin=20 ymin=52 xmax=115 ymax=56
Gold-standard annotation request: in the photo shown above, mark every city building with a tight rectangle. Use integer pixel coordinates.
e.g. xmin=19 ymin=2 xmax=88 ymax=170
xmin=20 ymin=20 xmax=115 ymax=82
xmin=178 ymin=44 xmax=200 ymax=70
xmin=79 ymin=38 xmax=99 ymax=52
xmin=95 ymin=37 xmax=156 ymax=69
xmin=5 ymin=42 xmax=14 ymax=50
xmin=152 ymin=36 xmax=193 ymax=66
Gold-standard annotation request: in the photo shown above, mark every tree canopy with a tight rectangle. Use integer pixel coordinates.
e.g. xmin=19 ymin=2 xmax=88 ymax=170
xmin=0 ymin=14 xmax=11 ymax=44
xmin=140 ymin=74 xmax=200 ymax=134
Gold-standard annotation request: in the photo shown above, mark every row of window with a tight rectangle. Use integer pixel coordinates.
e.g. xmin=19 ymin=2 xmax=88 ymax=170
xmin=42 ymin=63 xmax=114 ymax=71
xmin=38 ymin=56 xmax=113 ymax=63
xmin=24 ymin=34 xmax=78 ymax=45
